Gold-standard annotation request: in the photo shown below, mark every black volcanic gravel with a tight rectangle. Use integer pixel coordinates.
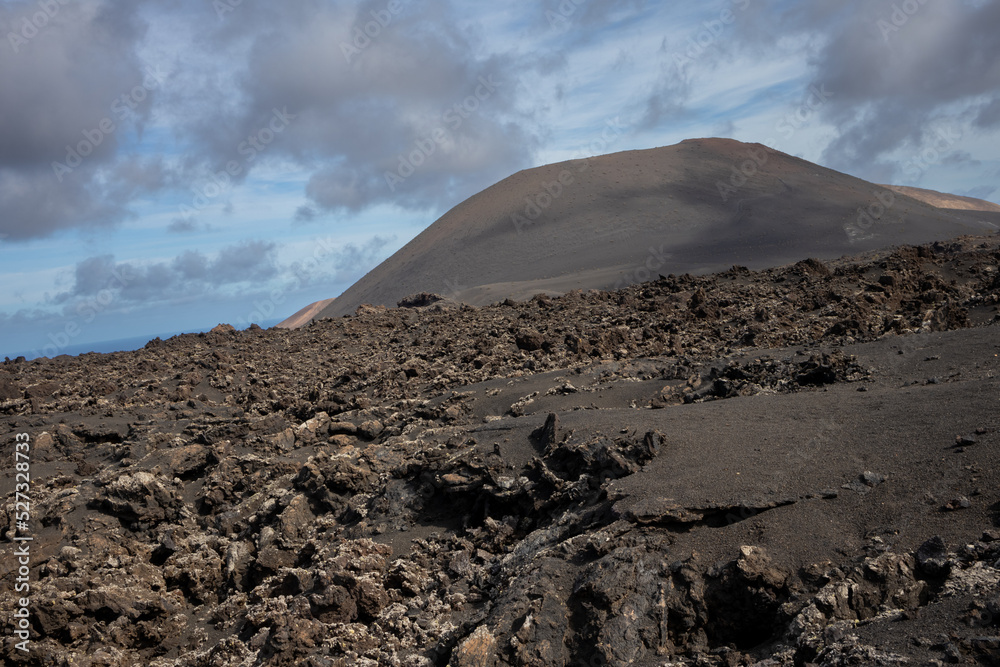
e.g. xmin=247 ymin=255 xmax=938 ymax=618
xmin=1 ymin=234 xmax=1000 ymax=666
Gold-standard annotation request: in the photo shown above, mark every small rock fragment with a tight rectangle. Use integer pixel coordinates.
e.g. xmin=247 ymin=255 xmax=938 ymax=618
xmin=943 ymin=496 xmax=971 ymax=511
xmin=515 ymin=328 xmax=546 ymax=352
xmin=916 ymin=536 xmax=951 ymax=578
xmin=452 ymin=626 xmax=497 ymax=667
xmin=861 ymin=471 xmax=885 ymax=486
xmin=532 ymin=413 xmax=559 ymax=448
xmin=842 ymin=471 xmax=885 ymax=493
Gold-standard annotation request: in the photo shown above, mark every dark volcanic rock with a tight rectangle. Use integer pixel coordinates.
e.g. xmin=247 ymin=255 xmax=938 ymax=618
xmin=398 ymin=292 xmax=445 ymax=308
xmin=0 ymin=374 xmax=21 ymax=400
xmin=916 ymin=536 xmax=951 ymax=578
xmin=24 ymin=381 xmax=59 ymax=399
xmin=2 ymin=235 xmax=1000 ymax=665
xmin=514 ymin=328 xmax=546 ymax=352
xmin=531 ymin=412 xmax=560 ymax=448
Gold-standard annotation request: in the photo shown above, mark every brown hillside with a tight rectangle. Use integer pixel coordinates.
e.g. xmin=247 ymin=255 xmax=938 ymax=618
xmin=314 ymin=138 xmax=1000 ymax=320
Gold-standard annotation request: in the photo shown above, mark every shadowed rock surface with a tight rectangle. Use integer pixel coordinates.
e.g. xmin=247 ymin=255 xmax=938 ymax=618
xmin=2 ymin=234 xmax=1000 ymax=665
xmin=306 ymin=139 xmax=1000 ymax=320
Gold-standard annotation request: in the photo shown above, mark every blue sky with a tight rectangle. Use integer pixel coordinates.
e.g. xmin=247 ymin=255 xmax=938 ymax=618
xmin=2 ymin=0 xmax=999 ymax=358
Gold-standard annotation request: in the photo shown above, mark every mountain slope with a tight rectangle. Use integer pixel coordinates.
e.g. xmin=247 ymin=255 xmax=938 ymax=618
xmin=882 ymin=184 xmax=1000 ymax=213
xmin=276 ymin=298 xmax=335 ymax=329
xmin=312 ymin=138 xmax=1000 ymax=320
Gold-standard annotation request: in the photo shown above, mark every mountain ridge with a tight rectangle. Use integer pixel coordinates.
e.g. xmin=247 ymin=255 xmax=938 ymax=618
xmin=284 ymin=138 xmax=1000 ymax=325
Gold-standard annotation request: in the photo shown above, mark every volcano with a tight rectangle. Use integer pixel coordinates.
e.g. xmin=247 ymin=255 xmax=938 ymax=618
xmin=291 ymin=138 xmax=1000 ymax=322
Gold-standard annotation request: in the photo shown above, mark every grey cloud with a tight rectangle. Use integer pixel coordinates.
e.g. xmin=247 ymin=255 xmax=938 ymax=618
xmin=54 ymin=240 xmax=280 ymax=307
xmin=732 ymin=0 xmax=1000 ymax=182
xmin=211 ymin=241 xmax=279 ymax=283
xmin=288 ymin=236 xmax=394 ymax=287
xmin=940 ymin=151 xmax=980 ymax=168
xmin=120 ymin=263 xmax=177 ymax=302
xmin=0 ymin=0 xmax=158 ymax=240
xmin=5 ymin=0 xmax=996 ymax=245
xmin=102 ymin=157 xmax=176 ymax=202
xmin=168 ymin=218 xmax=198 ymax=234
xmin=636 ymin=55 xmax=692 ymax=131
xmin=293 ymin=206 xmax=318 ymax=224
xmin=2 ymin=233 xmax=393 ymax=355
xmin=180 ymin=1 xmax=541 ymax=214
xmin=638 ymin=1 xmax=1000 ymax=185
xmin=0 ymin=308 xmax=64 ymax=333
xmin=0 ymin=167 xmax=122 ymax=241
xmin=715 ymin=119 xmax=737 ymax=137
xmin=574 ymin=0 xmax=648 ymax=26
xmin=2 ymin=1 xmax=545 ymax=240
xmin=69 ymin=255 xmax=117 ymax=299
xmin=975 ymin=97 xmax=1000 ymax=128
xmin=305 ymin=165 xmax=372 ymax=213
xmin=964 ymin=184 xmax=997 ymax=201
xmin=329 ymin=237 xmax=394 ymax=283
xmin=538 ymin=0 xmax=648 ymax=37
xmin=0 ymin=155 xmax=176 ymax=241
xmin=637 ymin=6 xmax=756 ymax=132
xmin=638 ymin=85 xmax=691 ymax=131
xmin=172 ymin=250 xmax=209 ymax=280
xmin=47 ymin=237 xmax=393 ymax=316
xmin=0 ymin=1 xmax=152 ymax=168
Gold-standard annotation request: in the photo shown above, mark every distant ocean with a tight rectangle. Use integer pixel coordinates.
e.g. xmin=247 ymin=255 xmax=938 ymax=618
xmin=8 ymin=319 xmax=283 ymax=361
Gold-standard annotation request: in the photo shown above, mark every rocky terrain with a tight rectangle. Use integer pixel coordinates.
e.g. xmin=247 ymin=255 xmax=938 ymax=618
xmin=2 ymin=233 xmax=1000 ymax=666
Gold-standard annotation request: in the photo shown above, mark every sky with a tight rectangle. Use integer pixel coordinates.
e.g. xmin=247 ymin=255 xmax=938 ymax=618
xmin=1 ymin=0 xmax=999 ymax=359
